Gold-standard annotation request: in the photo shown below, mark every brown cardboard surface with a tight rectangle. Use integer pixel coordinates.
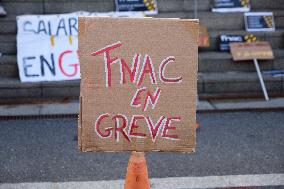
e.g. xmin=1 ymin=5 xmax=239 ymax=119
xmin=230 ymin=41 xmax=274 ymax=61
xmin=78 ymin=17 xmax=199 ymax=152
xmin=198 ymin=24 xmax=209 ymax=47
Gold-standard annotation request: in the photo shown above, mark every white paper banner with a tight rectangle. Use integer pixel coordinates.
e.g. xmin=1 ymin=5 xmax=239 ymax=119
xmin=17 ymin=11 xmax=144 ymax=82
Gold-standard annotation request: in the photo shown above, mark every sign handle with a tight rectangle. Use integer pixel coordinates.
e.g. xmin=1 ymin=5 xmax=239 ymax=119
xmin=253 ymin=58 xmax=269 ymax=101
xmin=124 ymin=151 xmax=150 ymax=189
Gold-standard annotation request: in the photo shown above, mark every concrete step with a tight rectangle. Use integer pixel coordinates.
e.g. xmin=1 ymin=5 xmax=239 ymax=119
xmin=1 ymin=29 xmax=283 ymax=54
xmin=158 ymin=0 xmax=284 ymax=11
xmin=2 ymin=0 xmax=284 ymax=15
xmin=0 ymin=76 xmax=80 ymax=103
xmin=198 ymin=72 xmax=284 ymax=99
xmin=0 ymin=70 xmax=283 ymax=103
xmin=2 ymin=0 xmax=43 ymax=15
xmin=1 ymin=10 xmax=284 ymax=34
xmin=199 ymin=49 xmax=284 ymax=72
xmin=157 ymin=11 xmax=284 ymax=30
xmin=0 ymin=55 xmax=17 ymax=77
xmin=0 ymin=34 xmax=16 ymax=55
xmin=0 ymin=15 xmax=17 ymax=34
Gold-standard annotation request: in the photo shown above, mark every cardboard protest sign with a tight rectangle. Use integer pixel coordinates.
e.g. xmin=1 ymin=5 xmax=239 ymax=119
xmin=244 ymin=12 xmax=275 ymax=32
xmin=115 ymin=0 xmax=158 ymax=15
xmin=199 ymin=24 xmax=209 ymax=47
xmin=212 ymin=0 xmax=250 ymax=13
xmin=230 ymin=42 xmax=274 ymax=61
xmin=78 ymin=17 xmax=199 ymax=152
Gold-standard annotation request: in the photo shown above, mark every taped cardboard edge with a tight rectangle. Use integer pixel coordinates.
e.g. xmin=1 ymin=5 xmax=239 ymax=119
xmin=79 ymin=16 xmax=199 ymax=23
xmin=80 ymin=146 xmax=196 ymax=153
xmin=78 ymin=96 xmax=83 ymax=150
xmin=77 ymin=18 xmax=85 ymax=151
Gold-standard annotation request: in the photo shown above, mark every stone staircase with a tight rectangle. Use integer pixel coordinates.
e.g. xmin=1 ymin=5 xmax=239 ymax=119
xmin=0 ymin=0 xmax=283 ymax=104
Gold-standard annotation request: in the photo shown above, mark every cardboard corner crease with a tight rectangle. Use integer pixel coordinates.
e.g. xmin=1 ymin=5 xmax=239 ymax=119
xmin=78 ymin=17 xmax=199 ymax=152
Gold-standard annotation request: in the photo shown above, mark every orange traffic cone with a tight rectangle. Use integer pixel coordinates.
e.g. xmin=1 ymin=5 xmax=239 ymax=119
xmin=124 ymin=151 xmax=150 ymax=189
xmin=196 ymin=122 xmax=200 ymax=130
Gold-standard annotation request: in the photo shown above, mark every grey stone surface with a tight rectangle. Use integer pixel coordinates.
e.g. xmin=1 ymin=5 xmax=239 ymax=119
xmin=0 ymin=104 xmax=41 ymax=116
xmin=0 ymin=55 xmax=17 ymax=65
xmin=251 ymin=0 xmax=284 ymax=10
xmin=0 ymin=15 xmax=17 ymax=34
xmin=197 ymin=100 xmax=214 ymax=110
xmin=41 ymin=80 xmax=80 ymax=97
xmin=202 ymin=72 xmax=282 ymax=94
xmin=274 ymin=49 xmax=284 ymax=58
xmin=198 ymin=52 xmax=274 ymax=73
xmin=0 ymin=77 xmax=40 ymax=88
xmin=39 ymin=102 xmax=79 ymax=115
xmin=2 ymin=0 xmax=44 ymax=14
xmin=0 ymin=55 xmax=17 ymax=77
xmin=0 ymin=111 xmax=283 ymax=183
xmin=41 ymin=80 xmax=80 ymax=87
xmin=157 ymin=0 xmax=284 ymax=12
xmin=43 ymin=0 xmax=115 ymax=14
xmin=155 ymin=11 xmax=284 ymax=30
xmin=273 ymin=59 xmax=284 ymax=70
xmin=0 ymin=88 xmax=42 ymax=98
xmin=155 ymin=12 xmax=188 ymax=19
xmin=275 ymin=16 xmax=284 ymax=29
xmin=0 ymin=42 xmax=16 ymax=54
xmin=157 ymin=0 xmax=184 ymax=12
xmin=183 ymin=0 xmax=211 ymax=11
xmin=282 ymin=78 xmax=284 ymax=93
xmin=0 ymin=35 xmax=16 ymax=55
xmin=212 ymin=98 xmax=284 ymax=110
xmin=0 ymin=77 xmax=41 ymax=98
xmin=42 ymin=86 xmax=80 ymax=97
xmin=0 ymin=64 xmax=18 ymax=77
xmin=0 ymin=34 xmax=16 ymax=42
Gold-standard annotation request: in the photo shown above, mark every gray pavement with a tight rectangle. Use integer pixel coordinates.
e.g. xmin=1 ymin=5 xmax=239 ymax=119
xmin=0 ymin=111 xmax=283 ymax=184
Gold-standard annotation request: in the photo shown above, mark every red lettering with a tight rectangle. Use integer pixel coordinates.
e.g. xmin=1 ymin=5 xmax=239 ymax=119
xmin=143 ymin=87 xmax=161 ymax=112
xmin=94 ymin=114 xmax=182 ymax=142
xmin=129 ymin=115 xmax=146 ymax=138
xmin=146 ymin=116 xmax=165 ymax=142
xmin=162 ymin=116 xmax=181 ymax=140
xmin=91 ymin=41 xmax=122 ymax=87
xmin=112 ymin=114 xmax=131 ymax=142
xmin=131 ymin=87 xmax=146 ymax=107
xmin=159 ymin=56 xmax=182 ymax=83
xmin=121 ymin=54 xmax=141 ymax=84
xmin=95 ymin=113 xmax=113 ymax=138
xmin=58 ymin=50 xmax=79 ymax=77
xmin=137 ymin=55 xmax=157 ymax=86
